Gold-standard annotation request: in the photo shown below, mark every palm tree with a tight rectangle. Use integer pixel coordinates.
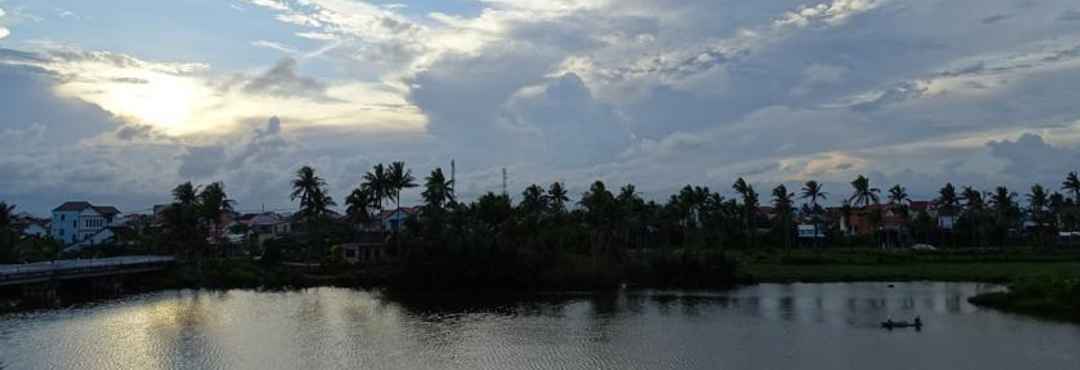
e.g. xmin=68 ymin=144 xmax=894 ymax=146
xmin=887 ymin=185 xmax=910 ymax=248
xmin=733 ymin=178 xmax=759 ymax=248
xmin=990 ymin=186 xmax=1018 ymax=247
xmin=848 ymin=175 xmax=881 ymax=208
xmin=172 ymin=182 xmax=199 ymax=208
xmin=1063 ymin=171 xmax=1080 ymax=202
xmin=0 ymin=202 xmax=15 ymax=229
xmin=345 ymin=186 xmax=376 ymax=224
xmin=387 ymin=161 xmax=418 ymax=215
xmin=291 ymin=166 xmax=336 ymax=264
xmin=198 ymin=182 xmax=236 ymax=251
xmin=935 ymin=183 xmax=960 ymax=247
xmin=362 ymin=163 xmax=390 ymax=213
xmin=800 ymin=181 xmax=828 ymax=248
xmin=547 ymin=182 xmax=570 ymax=215
xmin=772 ymin=184 xmax=795 ymax=249
xmin=961 ymin=186 xmax=985 ymax=247
xmin=1027 ymin=184 xmax=1050 ymax=247
xmin=848 ymin=175 xmax=881 ymax=246
xmin=291 ymin=166 xmax=335 ymax=219
xmin=422 ymin=167 xmax=455 ymax=210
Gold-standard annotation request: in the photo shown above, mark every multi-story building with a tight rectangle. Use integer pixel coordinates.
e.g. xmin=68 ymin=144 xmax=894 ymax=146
xmin=50 ymin=201 xmax=121 ymax=245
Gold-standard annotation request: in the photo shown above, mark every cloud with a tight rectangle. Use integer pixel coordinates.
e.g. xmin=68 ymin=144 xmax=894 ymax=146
xmin=987 ymin=133 xmax=1080 ymax=185
xmin=980 ymin=14 xmax=1012 ymax=24
xmin=1060 ymin=10 xmax=1080 ymax=21
xmin=241 ymin=57 xmax=337 ymax=102
xmin=251 ymin=40 xmax=298 ymax=54
xmin=10 ymin=0 xmax=1080 ymax=214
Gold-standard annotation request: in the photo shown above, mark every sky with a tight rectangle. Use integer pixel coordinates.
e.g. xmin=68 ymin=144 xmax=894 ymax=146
xmin=3 ymin=0 xmax=1080 ymax=215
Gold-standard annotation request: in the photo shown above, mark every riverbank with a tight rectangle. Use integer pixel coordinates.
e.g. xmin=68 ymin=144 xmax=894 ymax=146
xmin=733 ymin=249 xmax=1080 ymax=283
xmin=968 ymin=276 xmax=1080 ymax=322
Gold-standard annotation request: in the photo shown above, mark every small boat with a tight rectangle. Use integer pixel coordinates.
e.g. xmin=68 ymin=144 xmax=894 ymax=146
xmin=881 ymin=320 xmax=923 ymax=330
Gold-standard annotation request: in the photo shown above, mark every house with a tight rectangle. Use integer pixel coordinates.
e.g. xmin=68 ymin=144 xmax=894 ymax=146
xmin=378 ymin=207 xmax=422 ymax=232
xmin=797 ymin=224 xmax=826 ymax=239
xmin=13 ymin=218 xmax=49 ymax=238
xmin=50 ymin=201 xmax=122 ymax=245
xmin=336 ymin=232 xmax=389 ymax=265
xmin=236 ymin=212 xmax=292 ymax=246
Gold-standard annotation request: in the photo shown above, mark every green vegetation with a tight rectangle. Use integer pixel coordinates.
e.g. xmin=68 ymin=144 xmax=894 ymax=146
xmin=969 ymin=275 xmax=1080 ymax=322
xmin=735 ymin=248 xmax=1080 ymax=283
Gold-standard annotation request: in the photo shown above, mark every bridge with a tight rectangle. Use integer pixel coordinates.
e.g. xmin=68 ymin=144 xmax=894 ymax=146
xmin=0 ymin=256 xmax=175 ymax=287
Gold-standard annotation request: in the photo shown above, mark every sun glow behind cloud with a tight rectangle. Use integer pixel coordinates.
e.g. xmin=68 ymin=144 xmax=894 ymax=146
xmin=34 ymin=49 xmax=427 ymax=136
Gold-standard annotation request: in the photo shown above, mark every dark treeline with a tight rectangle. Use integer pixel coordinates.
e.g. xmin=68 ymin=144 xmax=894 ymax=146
xmin=5 ymin=166 xmax=1080 ymax=290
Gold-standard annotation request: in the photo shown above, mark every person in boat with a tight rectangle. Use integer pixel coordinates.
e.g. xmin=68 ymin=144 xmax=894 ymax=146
xmin=914 ymin=316 xmax=922 ymax=326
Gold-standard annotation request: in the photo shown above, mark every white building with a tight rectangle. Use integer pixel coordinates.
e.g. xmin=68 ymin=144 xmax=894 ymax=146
xmin=50 ymin=201 xmax=122 ymax=245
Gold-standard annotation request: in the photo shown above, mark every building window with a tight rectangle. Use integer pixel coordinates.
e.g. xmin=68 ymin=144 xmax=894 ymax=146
xmin=61 ymin=215 xmax=66 ymax=221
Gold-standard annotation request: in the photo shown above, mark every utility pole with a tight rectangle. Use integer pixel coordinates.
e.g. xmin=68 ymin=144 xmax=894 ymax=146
xmin=451 ymin=159 xmax=456 ymax=195
xmin=502 ymin=168 xmax=508 ymax=197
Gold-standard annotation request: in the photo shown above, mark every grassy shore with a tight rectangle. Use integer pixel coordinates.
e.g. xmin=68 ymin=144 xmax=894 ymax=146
xmin=732 ymin=248 xmax=1080 ymax=283
xmin=967 ymin=275 xmax=1080 ymax=322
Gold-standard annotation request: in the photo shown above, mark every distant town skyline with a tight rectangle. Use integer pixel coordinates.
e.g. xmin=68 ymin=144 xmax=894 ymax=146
xmin=4 ymin=0 xmax=1080 ymax=214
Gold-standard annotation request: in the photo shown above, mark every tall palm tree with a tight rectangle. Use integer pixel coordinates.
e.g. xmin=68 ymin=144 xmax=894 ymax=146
xmin=547 ymin=182 xmax=570 ymax=215
xmin=387 ymin=161 xmax=418 ymax=215
xmin=198 ymin=182 xmax=235 ymax=250
xmin=888 ymin=185 xmax=909 ymax=206
xmin=362 ymin=163 xmax=390 ymax=213
xmin=291 ymin=166 xmax=335 ymax=263
xmin=848 ymin=175 xmax=881 ymax=208
xmin=935 ymin=183 xmax=961 ymax=248
xmin=1062 ymin=171 xmax=1080 ymax=202
xmin=422 ymin=168 xmax=455 ymax=210
xmin=0 ymin=202 xmax=15 ymax=229
xmin=800 ymin=181 xmax=828 ymax=248
xmin=1027 ymin=184 xmax=1050 ymax=247
xmin=172 ymin=182 xmax=199 ymax=207
xmin=961 ymin=186 xmax=985 ymax=247
xmin=772 ymin=184 xmax=795 ymax=249
xmin=887 ymin=185 xmax=910 ymax=248
xmin=733 ymin=178 xmax=759 ymax=248
xmin=345 ymin=186 xmax=376 ymax=224
xmin=990 ymin=186 xmax=1018 ymax=247
xmin=291 ymin=166 xmax=335 ymax=220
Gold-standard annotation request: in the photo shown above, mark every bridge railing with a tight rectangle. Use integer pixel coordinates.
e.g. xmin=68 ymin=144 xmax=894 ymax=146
xmin=0 ymin=256 xmax=175 ymax=283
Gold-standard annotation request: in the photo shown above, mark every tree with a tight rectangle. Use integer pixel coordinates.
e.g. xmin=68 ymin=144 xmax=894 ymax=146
xmin=422 ymin=168 xmax=455 ymax=210
xmin=733 ymin=178 xmax=759 ymax=249
xmin=961 ymin=186 xmax=986 ymax=247
xmin=345 ymin=186 xmax=377 ymax=225
xmin=547 ymin=182 xmax=570 ymax=216
xmin=362 ymin=163 xmax=390 ymax=213
xmin=291 ymin=166 xmax=335 ymax=220
xmin=1063 ymin=171 xmax=1080 ymax=202
xmin=936 ymin=183 xmax=961 ymax=248
xmin=887 ymin=185 xmax=910 ymax=248
xmin=771 ymin=184 xmax=795 ymax=249
xmin=989 ymin=186 xmax=1019 ymax=247
xmin=387 ymin=161 xmax=418 ymax=214
xmin=849 ymin=175 xmax=881 ymax=246
xmin=800 ymin=181 xmax=828 ymax=248
xmin=197 ymin=182 xmax=235 ymax=255
xmin=0 ymin=202 xmax=15 ymax=228
xmin=163 ymin=182 xmax=203 ymax=258
xmin=291 ymin=166 xmax=336 ymax=263
xmin=848 ymin=175 xmax=880 ymax=208
xmin=1027 ymin=184 xmax=1050 ymax=247
xmin=0 ymin=202 xmax=16 ymax=263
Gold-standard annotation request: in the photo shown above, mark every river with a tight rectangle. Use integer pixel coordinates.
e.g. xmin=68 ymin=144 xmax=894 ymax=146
xmin=1 ymin=282 xmax=1077 ymax=369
